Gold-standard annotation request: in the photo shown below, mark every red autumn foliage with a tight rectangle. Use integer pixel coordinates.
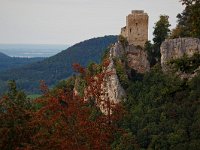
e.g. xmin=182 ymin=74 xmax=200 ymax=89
xmin=0 ymin=62 xmax=125 ymax=150
xmin=39 ymin=80 xmax=49 ymax=95
xmin=0 ymin=86 xmax=33 ymax=150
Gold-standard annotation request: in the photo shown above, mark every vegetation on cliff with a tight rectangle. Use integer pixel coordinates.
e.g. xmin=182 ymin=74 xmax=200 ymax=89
xmin=113 ymin=66 xmax=200 ymax=149
xmin=169 ymin=53 xmax=200 ymax=73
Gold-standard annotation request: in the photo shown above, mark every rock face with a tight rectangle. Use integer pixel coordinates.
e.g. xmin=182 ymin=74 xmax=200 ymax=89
xmin=75 ymin=42 xmax=150 ymax=105
xmin=103 ymin=43 xmax=126 ymax=103
xmin=126 ymin=45 xmax=150 ymax=73
xmin=161 ymin=38 xmax=200 ymax=72
xmin=103 ymin=42 xmax=150 ymax=104
xmin=110 ymin=42 xmax=150 ymax=74
xmin=104 ymin=58 xmax=126 ymax=103
xmin=110 ymin=42 xmax=125 ymax=58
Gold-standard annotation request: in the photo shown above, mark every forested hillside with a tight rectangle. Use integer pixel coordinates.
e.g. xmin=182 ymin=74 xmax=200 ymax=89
xmin=0 ymin=35 xmax=117 ymax=94
xmin=0 ymin=52 xmax=44 ymax=72
xmin=1 ymin=61 xmax=200 ymax=150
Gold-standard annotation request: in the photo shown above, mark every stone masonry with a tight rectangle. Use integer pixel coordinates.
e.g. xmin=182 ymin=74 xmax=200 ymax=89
xmin=121 ymin=10 xmax=149 ymax=48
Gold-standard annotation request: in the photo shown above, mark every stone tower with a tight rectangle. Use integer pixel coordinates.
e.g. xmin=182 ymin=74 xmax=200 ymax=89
xmin=121 ymin=10 xmax=148 ymax=48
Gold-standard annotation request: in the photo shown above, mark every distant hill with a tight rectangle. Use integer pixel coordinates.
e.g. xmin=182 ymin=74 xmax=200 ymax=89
xmin=0 ymin=52 xmax=10 ymax=58
xmin=0 ymin=52 xmax=44 ymax=72
xmin=0 ymin=35 xmax=117 ymax=94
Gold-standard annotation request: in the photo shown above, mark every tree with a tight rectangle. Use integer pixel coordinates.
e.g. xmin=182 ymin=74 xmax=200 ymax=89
xmin=153 ymin=15 xmax=171 ymax=62
xmin=87 ymin=61 xmax=101 ymax=76
xmin=0 ymin=62 xmax=125 ymax=149
xmin=27 ymin=62 xmax=124 ymax=149
xmin=0 ymin=80 xmax=33 ymax=149
xmin=171 ymin=0 xmax=200 ymax=38
xmin=180 ymin=0 xmax=200 ymax=7
xmin=144 ymin=41 xmax=157 ymax=67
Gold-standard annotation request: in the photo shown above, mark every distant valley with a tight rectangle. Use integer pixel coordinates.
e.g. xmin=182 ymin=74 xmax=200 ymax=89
xmin=0 ymin=35 xmax=117 ymax=94
xmin=0 ymin=52 xmax=45 ymax=72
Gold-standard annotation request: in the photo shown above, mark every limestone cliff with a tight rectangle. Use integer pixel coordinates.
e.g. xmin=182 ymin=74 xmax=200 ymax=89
xmin=160 ymin=38 xmax=200 ymax=78
xmin=103 ymin=42 xmax=126 ymax=103
xmin=103 ymin=42 xmax=150 ymax=103
xmin=74 ymin=41 xmax=150 ymax=107
xmin=103 ymin=58 xmax=126 ymax=103
xmin=110 ymin=42 xmax=125 ymax=58
xmin=126 ymin=45 xmax=150 ymax=73
xmin=110 ymin=42 xmax=150 ymax=73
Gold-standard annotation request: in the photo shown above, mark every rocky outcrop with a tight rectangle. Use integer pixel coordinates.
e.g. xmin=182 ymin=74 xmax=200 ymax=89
xmin=103 ymin=58 xmax=126 ymax=103
xmin=110 ymin=42 xmax=125 ymax=58
xmin=161 ymin=38 xmax=200 ymax=72
xmin=110 ymin=42 xmax=150 ymax=74
xmin=103 ymin=43 xmax=126 ymax=104
xmin=126 ymin=45 xmax=150 ymax=73
xmin=103 ymin=42 xmax=150 ymax=104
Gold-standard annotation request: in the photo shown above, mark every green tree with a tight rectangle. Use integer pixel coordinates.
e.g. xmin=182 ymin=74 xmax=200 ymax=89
xmin=153 ymin=15 xmax=171 ymax=62
xmin=144 ymin=41 xmax=157 ymax=67
xmin=0 ymin=80 xmax=33 ymax=149
xmin=171 ymin=0 xmax=200 ymax=38
xmin=87 ymin=61 xmax=101 ymax=76
xmin=114 ymin=58 xmax=129 ymax=89
xmin=112 ymin=132 xmax=138 ymax=150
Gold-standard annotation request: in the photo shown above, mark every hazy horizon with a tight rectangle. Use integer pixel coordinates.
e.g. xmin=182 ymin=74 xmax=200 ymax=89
xmin=0 ymin=43 xmax=69 ymax=57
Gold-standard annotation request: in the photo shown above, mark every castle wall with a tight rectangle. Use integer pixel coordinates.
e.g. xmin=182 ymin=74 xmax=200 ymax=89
xmin=121 ymin=10 xmax=148 ymax=48
xmin=121 ymin=26 xmax=127 ymax=38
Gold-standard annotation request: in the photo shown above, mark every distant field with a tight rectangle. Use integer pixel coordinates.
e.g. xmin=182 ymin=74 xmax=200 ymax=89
xmin=0 ymin=44 xmax=69 ymax=57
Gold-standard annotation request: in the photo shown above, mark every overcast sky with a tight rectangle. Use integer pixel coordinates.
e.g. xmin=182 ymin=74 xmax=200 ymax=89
xmin=0 ymin=0 xmax=184 ymax=45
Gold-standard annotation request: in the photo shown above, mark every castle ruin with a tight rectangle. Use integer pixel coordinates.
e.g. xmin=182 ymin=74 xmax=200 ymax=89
xmin=121 ymin=10 xmax=149 ymax=48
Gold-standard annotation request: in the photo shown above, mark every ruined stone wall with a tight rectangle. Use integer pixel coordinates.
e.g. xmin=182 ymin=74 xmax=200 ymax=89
xmin=121 ymin=27 xmax=127 ymax=38
xmin=121 ymin=10 xmax=148 ymax=48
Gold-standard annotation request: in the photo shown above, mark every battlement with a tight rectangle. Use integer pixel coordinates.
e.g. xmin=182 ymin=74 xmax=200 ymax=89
xmin=131 ymin=10 xmax=144 ymax=14
xmin=121 ymin=10 xmax=149 ymax=48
